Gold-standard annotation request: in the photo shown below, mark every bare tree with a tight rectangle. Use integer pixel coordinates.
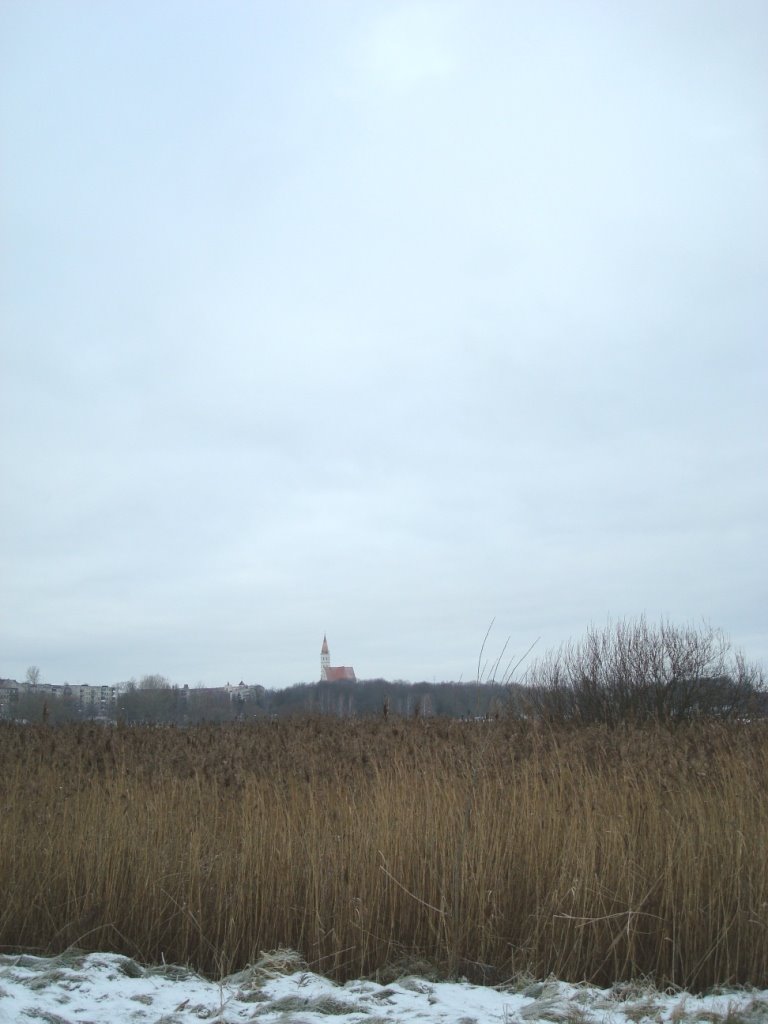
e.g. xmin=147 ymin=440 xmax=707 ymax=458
xmin=523 ymin=617 xmax=764 ymax=726
xmin=138 ymin=674 xmax=171 ymax=689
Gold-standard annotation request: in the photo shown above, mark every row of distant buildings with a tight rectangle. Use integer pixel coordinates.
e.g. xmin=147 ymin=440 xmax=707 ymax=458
xmin=0 ymin=679 xmax=118 ymax=714
xmin=0 ymin=637 xmax=356 ymax=719
xmin=0 ymin=679 xmax=268 ymax=717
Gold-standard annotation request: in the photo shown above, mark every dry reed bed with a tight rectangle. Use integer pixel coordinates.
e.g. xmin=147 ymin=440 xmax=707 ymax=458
xmin=1 ymin=718 xmax=767 ymax=988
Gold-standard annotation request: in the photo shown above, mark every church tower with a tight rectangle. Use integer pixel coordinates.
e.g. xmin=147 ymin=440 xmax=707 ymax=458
xmin=320 ymin=635 xmax=330 ymax=681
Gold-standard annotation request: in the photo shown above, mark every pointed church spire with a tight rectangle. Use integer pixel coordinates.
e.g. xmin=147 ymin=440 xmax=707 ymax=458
xmin=320 ymin=635 xmax=330 ymax=680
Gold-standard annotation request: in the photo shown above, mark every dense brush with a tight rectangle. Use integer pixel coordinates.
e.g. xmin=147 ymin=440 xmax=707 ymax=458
xmin=1 ymin=718 xmax=766 ymax=988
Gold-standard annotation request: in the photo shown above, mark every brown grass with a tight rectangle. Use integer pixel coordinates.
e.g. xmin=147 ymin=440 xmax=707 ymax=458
xmin=1 ymin=717 xmax=767 ymax=988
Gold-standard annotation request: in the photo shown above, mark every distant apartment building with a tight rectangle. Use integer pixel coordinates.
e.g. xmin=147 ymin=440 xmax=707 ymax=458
xmin=0 ymin=680 xmax=20 ymax=714
xmin=71 ymin=683 xmax=117 ymax=713
xmin=223 ymin=682 xmax=264 ymax=700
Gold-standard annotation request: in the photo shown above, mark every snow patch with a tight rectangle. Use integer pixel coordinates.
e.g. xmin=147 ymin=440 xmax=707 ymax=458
xmin=0 ymin=951 xmax=766 ymax=1024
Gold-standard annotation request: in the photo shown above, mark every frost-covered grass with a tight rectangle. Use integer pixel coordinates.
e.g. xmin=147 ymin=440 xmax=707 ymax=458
xmin=1 ymin=950 xmax=768 ymax=1024
xmin=2 ymin=719 xmax=768 ymax=987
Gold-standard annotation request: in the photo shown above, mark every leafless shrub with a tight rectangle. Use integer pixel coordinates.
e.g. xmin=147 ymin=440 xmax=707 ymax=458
xmin=522 ymin=618 xmax=764 ymax=726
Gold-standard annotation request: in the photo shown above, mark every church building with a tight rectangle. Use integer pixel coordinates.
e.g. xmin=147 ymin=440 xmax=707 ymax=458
xmin=320 ymin=635 xmax=356 ymax=682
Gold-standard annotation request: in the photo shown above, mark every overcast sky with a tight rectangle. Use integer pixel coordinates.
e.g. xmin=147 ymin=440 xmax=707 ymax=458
xmin=2 ymin=1 xmax=766 ymax=688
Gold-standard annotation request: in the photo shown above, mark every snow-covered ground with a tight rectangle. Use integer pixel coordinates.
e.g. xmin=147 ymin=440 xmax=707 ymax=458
xmin=1 ymin=949 xmax=766 ymax=1024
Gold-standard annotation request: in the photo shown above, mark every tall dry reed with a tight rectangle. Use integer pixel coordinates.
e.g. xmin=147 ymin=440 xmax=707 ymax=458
xmin=1 ymin=718 xmax=766 ymax=988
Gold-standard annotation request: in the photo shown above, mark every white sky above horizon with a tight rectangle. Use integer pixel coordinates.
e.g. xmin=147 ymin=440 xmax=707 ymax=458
xmin=1 ymin=1 xmax=766 ymax=687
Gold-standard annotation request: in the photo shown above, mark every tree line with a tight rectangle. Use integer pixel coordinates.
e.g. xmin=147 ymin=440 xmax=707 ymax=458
xmin=3 ymin=619 xmax=764 ymax=726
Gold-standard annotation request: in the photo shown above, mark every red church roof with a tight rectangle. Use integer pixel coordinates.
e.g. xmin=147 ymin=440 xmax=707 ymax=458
xmin=324 ymin=666 xmax=356 ymax=682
